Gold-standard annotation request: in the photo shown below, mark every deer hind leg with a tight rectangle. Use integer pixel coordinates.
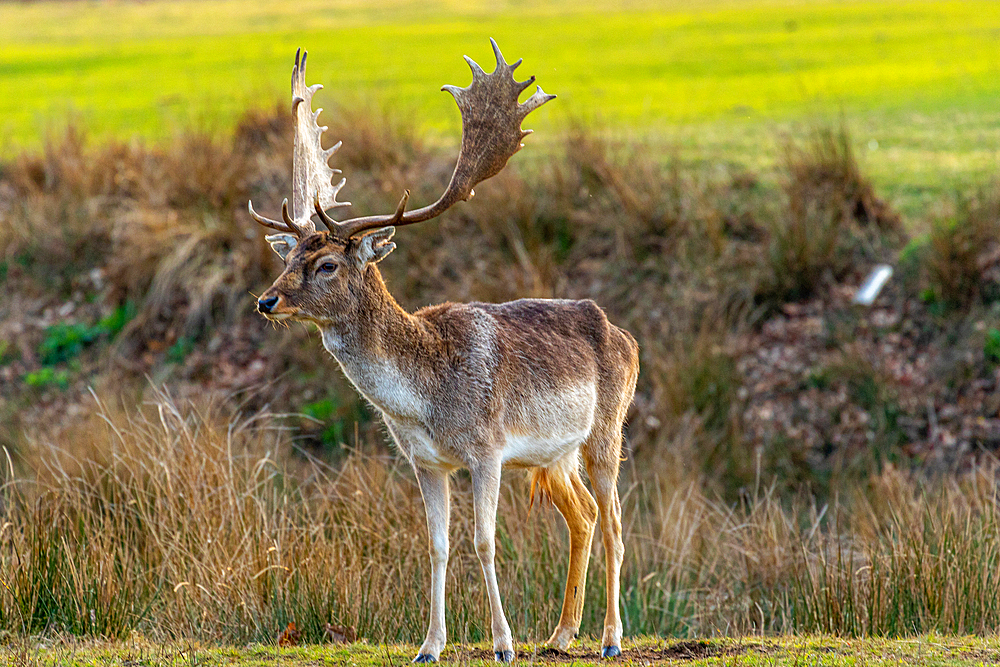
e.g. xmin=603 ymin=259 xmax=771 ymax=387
xmin=470 ymin=455 xmax=515 ymax=662
xmin=583 ymin=429 xmax=625 ymax=658
xmin=535 ymin=453 xmax=597 ymax=650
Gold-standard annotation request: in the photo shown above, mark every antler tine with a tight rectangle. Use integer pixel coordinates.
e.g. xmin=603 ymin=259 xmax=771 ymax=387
xmin=389 ymin=190 xmax=411 ymax=224
xmin=314 ymin=192 xmax=337 ymax=230
xmin=311 ymin=175 xmax=348 ymax=233
xmin=332 ymin=39 xmax=555 ymax=240
xmin=315 ymin=189 xmax=410 ymax=236
xmin=463 ymin=54 xmax=487 ymax=79
xmin=280 ymin=199 xmax=305 ymax=236
xmin=519 ymin=85 xmax=555 ymax=118
xmin=249 ymin=199 xmax=303 ymax=236
xmin=291 ymin=48 xmax=303 ymax=109
xmin=491 ymin=39 xmax=531 ymax=95
xmin=490 ymin=36 xmax=516 ymax=71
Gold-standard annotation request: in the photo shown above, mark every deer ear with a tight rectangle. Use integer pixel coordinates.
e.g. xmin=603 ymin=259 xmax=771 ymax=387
xmin=265 ymin=233 xmax=298 ymax=262
xmin=351 ymin=227 xmax=396 ymax=267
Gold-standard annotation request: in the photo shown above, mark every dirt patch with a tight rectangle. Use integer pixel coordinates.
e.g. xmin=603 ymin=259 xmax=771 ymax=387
xmin=462 ymin=641 xmax=749 ymax=663
xmin=951 ymin=649 xmax=1000 ymax=662
xmin=629 ymin=641 xmax=746 ymax=661
xmin=463 ymin=647 xmax=587 ymax=663
xmin=534 ymin=647 xmax=574 ymax=660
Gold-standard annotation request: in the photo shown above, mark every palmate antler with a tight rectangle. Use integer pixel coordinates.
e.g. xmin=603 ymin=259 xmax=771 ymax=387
xmin=249 ymin=39 xmax=555 ymax=241
xmin=248 ymin=49 xmax=349 ymax=237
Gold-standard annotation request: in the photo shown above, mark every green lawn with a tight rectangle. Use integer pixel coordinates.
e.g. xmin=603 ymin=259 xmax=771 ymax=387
xmin=2 ymin=0 xmax=999 ymax=216
xmin=14 ymin=635 xmax=1000 ymax=666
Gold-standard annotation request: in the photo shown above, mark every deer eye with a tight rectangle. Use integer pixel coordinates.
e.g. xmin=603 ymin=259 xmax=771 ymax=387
xmin=317 ymin=262 xmax=337 ymax=274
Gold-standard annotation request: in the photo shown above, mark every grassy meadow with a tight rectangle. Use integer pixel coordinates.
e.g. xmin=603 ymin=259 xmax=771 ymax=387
xmin=13 ymin=635 xmax=1000 ymax=665
xmin=6 ymin=394 xmax=1000 ymax=661
xmin=5 ymin=0 xmax=1000 ymax=663
xmin=2 ymin=0 xmax=1000 ymax=215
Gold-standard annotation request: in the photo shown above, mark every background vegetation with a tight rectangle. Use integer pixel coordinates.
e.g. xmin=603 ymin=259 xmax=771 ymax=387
xmin=2 ymin=0 xmax=1000 ymax=660
xmin=3 ymin=0 xmax=1000 ymax=215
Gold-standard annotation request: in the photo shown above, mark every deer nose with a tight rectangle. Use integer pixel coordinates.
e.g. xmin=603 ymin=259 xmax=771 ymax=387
xmin=257 ymin=296 xmax=279 ymax=314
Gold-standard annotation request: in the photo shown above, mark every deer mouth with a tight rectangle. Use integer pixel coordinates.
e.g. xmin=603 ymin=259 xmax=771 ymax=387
xmin=257 ymin=294 xmax=298 ymax=321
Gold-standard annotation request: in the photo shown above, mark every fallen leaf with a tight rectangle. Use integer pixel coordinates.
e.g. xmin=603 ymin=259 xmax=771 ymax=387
xmin=278 ymin=621 xmax=302 ymax=647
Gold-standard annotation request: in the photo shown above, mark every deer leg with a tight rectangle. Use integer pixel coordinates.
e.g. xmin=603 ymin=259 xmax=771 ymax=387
xmin=413 ymin=467 xmax=451 ymax=663
xmin=469 ymin=457 xmax=514 ymax=662
xmin=584 ymin=438 xmax=624 ymax=659
xmin=544 ymin=463 xmax=597 ymax=650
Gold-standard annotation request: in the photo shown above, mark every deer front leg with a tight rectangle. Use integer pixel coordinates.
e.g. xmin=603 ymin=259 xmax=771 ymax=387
xmin=470 ymin=457 xmax=514 ymax=662
xmin=413 ymin=467 xmax=451 ymax=663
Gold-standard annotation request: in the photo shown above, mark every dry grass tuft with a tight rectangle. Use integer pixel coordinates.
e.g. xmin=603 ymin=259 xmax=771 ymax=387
xmin=762 ymin=125 xmax=900 ymax=303
xmin=784 ymin=125 xmax=899 ymax=234
xmin=921 ymin=188 xmax=1000 ymax=309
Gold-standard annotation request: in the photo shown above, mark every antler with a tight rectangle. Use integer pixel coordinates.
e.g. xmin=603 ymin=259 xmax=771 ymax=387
xmin=324 ymin=39 xmax=555 ymax=239
xmin=250 ymin=40 xmax=554 ymax=241
xmin=248 ymin=49 xmax=350 ymax=237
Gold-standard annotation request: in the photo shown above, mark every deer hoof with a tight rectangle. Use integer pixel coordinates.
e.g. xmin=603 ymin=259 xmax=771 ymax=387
xmin=413 ymin=654 xmax=437 ymax=663
xmin=494 ymin=650 xmax=515 ymax=662
xmin=600 ymin=646 xmax=621 ymax=659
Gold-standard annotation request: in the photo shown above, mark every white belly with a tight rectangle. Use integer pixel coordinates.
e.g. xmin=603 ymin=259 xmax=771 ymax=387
xmin=501 ymin=383 xmax=597 ymax=468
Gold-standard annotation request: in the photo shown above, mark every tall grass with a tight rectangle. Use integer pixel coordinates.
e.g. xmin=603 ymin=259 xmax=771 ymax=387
xmin=4 ymin=392 xmax=1000 ymax=644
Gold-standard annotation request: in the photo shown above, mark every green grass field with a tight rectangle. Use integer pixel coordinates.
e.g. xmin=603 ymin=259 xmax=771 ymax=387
xmin=2 ymin=0 xmax=1000 ymax=215
xmin=15 ymin=635 xmax=1000 ymax=666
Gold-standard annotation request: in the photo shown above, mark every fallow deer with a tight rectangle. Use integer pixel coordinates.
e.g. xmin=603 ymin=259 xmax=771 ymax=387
xmin=250 ymin=41 xmax=639 ymax=662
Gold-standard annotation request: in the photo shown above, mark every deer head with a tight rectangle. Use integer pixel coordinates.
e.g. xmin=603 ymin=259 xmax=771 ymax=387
xmin=252 ymin=41 xmax=555 ymax=325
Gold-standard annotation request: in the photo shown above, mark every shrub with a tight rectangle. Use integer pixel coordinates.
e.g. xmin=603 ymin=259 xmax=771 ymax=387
xmin=22 ymin=367 xmax=70 ymax=391
xmin=37 ymin=303 xmax=135 ymax=366
xmin=922 ymin=189 xmax=1000 ymax=310
xmin=761 ymin=124 xmax=901 ymax=303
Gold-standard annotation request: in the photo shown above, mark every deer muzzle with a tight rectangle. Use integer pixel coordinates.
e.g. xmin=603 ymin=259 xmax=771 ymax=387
xmin=257 ymin=295 xmax=293 ymax=320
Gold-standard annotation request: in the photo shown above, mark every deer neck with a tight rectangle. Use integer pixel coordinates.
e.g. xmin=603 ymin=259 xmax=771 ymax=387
xmin=318 ymin=265 xmax=429 ymax=421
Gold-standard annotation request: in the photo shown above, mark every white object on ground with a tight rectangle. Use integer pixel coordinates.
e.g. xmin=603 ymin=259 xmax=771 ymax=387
xmin=853 ymin=264 xmax=893 ymax=305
